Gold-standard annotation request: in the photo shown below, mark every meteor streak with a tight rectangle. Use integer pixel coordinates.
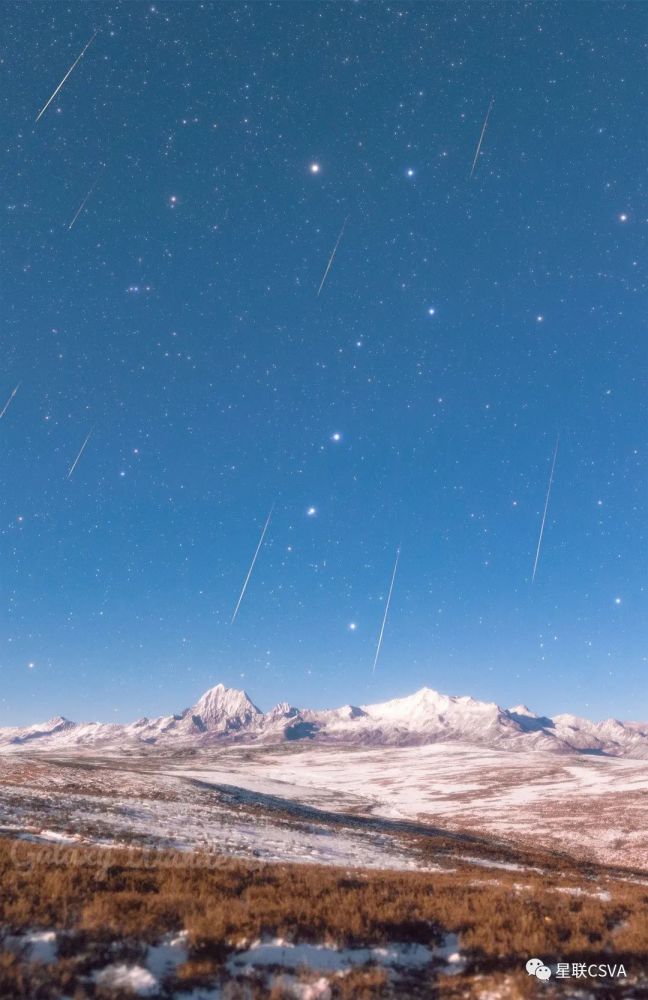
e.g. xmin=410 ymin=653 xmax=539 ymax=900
xmin=231 ymin=507 xmax=274 ymax=623
xmin=531 ymin=434 xmax=559 ymax=584
xmin=67 ymin=428 xmax=94 ymax=479
xmin=317 ymin=215 xmax=349 ymax=296
xmin=0 ymin=382 xmax=21 ymax=420
xmin=68 ymin=166 xmax=104 ymax=230
xmin=469 ymin=97 xmax=494 ymax=178
xmin=372 ymin=545 xmax=401 ymax=674
xmin=35 ymin=30 xmax=99 ymax=123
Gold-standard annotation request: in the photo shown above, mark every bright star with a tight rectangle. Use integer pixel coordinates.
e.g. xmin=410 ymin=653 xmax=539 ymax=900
xmin=614 ymin=597 xmax=622 ymax=605
xmin=428 ymin=307 xmax=436 ymax=316
xmin=309 ymin=163 xmax=320 ymax=174
xmin=619 ymin=213 xmax=628 ymax=222
xmin=406 ymin=168 xmax=415 ymax=177
xmin=348 ymin=622 xmax=357 ymax=631
xmin=331 ymin=432 xmax=341 ymax=442
xmin=306 ymin=506 xmax=317 ymax=517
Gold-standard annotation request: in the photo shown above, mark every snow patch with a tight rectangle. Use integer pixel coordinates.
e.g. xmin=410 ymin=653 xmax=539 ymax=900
xmin=553 ymin=886 xmax=612 ymax=901
xmin=93 ymin=964 xmax=158 ymax=996
xmin=4 ymin=930 xmax=57 ymax=964
xmin=226 ymin=936 xmax=454 ymax=975
xmin=457 ymin=856 xmax=544 ymax=874
xmin=146 ymin=931 xmax=188 ymax=978
xmin=263 ymin=977 xmax=332 ymax=999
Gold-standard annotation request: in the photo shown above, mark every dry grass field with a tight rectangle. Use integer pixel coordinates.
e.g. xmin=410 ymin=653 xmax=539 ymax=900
xmin=1 ymin=835 xmax=647 ymax=999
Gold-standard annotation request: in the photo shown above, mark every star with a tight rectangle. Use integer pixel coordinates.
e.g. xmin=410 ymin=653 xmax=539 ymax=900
xmin=619 ymin=213 xmax=628 ymax=222
xmin=348 ymin=622 xmax=357 ymax=631
xmin=306 ymin=506 xmax=317 ymax=517
xmin=330 ymin=432 xmax=342 ymax=442
xmin=614 ymin=597 xmax=622 ymax=605
xmin=309 ymin=163 xmax=321 ymax=174
xmin=428 ymin=307 xmax=436 ymax=316
xmin=406 ymin=167 xmax=415 ymax=177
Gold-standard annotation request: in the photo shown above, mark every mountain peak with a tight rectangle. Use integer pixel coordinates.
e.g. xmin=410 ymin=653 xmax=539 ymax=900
xmin=509 ymin=705 xmax=537 ymax=718
xmin=364 ymin=686 xmax=498 ymax=717
xmin=267 ymin=701 xmax=299 ymax=720
xmin=190 ymin=683 xmax=261 ymax=732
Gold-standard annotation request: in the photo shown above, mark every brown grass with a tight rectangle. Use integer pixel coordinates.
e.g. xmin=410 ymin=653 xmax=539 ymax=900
xmin=0 ymin=837 xmax=646 ymax=998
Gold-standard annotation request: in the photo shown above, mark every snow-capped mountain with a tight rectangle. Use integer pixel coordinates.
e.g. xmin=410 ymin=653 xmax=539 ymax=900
xmin=1 ymin=683 xmax=647 ymax=759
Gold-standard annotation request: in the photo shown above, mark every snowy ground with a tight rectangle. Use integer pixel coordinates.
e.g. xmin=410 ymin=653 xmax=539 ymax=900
xmin=167 ymin=741 xmax=648 ymax=870
xmin=1 ymin=740 xmax=647 ymax=870
xmin=0 ymin=754 xmax=433 ymax=871
xmin=2 ymin=926 xmax=465 ymax=999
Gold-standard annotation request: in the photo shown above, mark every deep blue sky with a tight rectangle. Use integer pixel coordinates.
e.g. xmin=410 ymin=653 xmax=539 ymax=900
xmin=1 ymin=2 xmax=646 ymax=726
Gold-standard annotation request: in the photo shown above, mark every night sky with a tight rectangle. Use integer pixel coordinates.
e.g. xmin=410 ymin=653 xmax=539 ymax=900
xmin=2 ymin=2 xmax=646 ymax=726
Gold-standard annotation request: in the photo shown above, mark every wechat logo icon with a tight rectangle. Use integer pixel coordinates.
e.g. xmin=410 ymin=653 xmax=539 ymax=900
xmin=527 ymin=958 xmax=552 ymax=981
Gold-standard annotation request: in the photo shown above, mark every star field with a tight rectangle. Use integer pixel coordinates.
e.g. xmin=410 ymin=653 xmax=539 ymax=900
xmin=0 ymin=1 xmax=646 ymax=725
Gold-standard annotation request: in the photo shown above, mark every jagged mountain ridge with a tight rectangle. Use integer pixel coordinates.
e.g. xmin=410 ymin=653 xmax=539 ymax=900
xmin=1 ymin=683 xmax=647 ymax=758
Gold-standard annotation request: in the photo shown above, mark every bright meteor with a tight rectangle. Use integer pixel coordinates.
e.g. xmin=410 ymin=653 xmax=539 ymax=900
xmin=372 ymin=546 xmax=401 ymax=674
xmin=0 ymin=382 xmax=21 ymax=420
xmin=317 ymin=215 xmax=349 ymax=296
xmin=231 ymin=507 xmax=274 ymax=624
xmin=470 ymin=97 xmax=494 ymax=178
xmin=68 ymin=166 xmax=105 ymax=230
xmin=531 ymin=434 xmax=560 ymax=584
xmin=67 ymin=428 xmax=94 ymax=480
xmin=36 ymin=30 xmax=99 ymax=123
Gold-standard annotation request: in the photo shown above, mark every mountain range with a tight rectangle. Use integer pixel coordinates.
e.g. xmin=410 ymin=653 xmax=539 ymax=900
xmin=1 ymin=684 xmax=647 ymax=759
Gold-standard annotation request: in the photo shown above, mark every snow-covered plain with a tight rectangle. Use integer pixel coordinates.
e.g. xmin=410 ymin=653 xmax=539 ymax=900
xmin=0 ymin=754 xmax=435 ymax=871
xmin=169 ymin=741 xmax=648 ymax=869
xmin=1 ymin=736 xmax=647 ymax=870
